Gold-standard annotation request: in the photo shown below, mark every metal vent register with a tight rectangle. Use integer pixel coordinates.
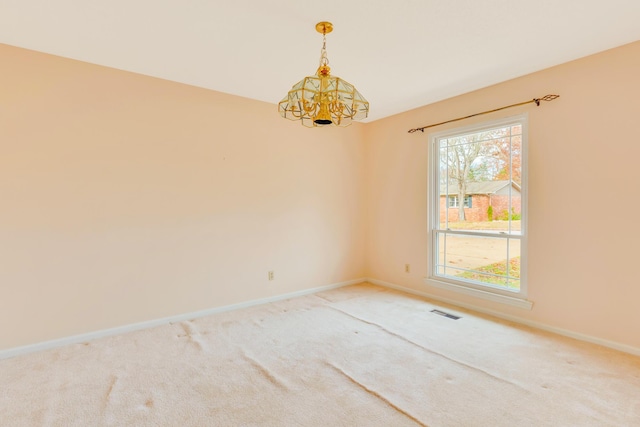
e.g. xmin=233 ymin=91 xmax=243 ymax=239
xmin=430 ymin=309 xmax=461 ymax=320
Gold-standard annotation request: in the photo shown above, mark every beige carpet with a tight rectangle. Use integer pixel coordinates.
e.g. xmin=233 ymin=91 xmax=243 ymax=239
xmin=1 ymin=283 xmax=639 ymax=426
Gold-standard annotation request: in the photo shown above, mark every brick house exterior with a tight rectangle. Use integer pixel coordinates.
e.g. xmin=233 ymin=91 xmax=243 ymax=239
xmin=439 ymin=180 xmax=521 ymax=222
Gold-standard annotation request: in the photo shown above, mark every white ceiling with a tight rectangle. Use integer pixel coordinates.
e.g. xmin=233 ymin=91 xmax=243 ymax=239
xmin=1 ymin=1 xmax=639 ymax=122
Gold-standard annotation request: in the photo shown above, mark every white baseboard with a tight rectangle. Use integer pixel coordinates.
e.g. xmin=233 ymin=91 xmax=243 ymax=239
xmin=0 ymin=278 xmax=364 ymax=360
xmin=366 ymin=277 xmax=640 ymax=357
xmin=7 ymin=276 xmax=637 ymax=360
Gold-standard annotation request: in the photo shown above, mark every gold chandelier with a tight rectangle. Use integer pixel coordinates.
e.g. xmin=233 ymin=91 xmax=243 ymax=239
xmin=278 ymin=22 xmax=369 ymax=127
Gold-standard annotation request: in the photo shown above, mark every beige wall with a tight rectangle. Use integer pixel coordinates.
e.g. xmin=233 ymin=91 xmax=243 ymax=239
xmin=365 ymin=41 xmax=640 ymax=350
xmin=2 ymin=40 xmax=639 ymax=353
xmin=0 ymin=44 xmax=366 ymax=350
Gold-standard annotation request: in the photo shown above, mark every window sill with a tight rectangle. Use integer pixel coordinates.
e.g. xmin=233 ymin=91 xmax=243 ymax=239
xmin=424 ymin=277 xmax=533 ymax=310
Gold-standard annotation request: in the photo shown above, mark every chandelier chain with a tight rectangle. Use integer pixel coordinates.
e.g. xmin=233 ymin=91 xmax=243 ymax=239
xmin=319 ymin=34 xmax=329 ymax=68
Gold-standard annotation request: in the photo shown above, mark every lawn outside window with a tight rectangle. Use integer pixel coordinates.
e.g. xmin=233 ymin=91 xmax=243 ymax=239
xmin=426 ymin=114 xmax=532 ymax=309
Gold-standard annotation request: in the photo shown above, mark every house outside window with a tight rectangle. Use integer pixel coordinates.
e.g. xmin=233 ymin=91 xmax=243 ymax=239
xmin=440 ymin=181 xmax=520 ymax=222
xmin=427 ymin=115 xmax=530 ymax=309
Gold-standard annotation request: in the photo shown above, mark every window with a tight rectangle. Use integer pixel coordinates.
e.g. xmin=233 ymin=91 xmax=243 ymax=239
xmin=448 ymin=195 xmax=472 ymax=208
xmin=427 ymin=115 xmax=530 ymax=308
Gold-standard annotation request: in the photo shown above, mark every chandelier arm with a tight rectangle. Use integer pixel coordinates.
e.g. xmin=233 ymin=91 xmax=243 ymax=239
xmin=329 ymin=101 xmax=357 ymax=119
xmin=288 ymin=109 xmax=305 ymax=119
xmin=288 ymin=103 xmax=315 ymax=120
xmin=301 ymin=99 xmax=318 ymax=115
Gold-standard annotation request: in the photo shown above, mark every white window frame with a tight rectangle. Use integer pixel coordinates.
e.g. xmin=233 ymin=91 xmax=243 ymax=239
xmin=425 ymin=114 xmax=532 ymax=310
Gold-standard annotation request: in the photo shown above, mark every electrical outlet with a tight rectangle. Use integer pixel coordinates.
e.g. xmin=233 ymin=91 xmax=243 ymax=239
xmin=405 ymin=264 xmax=410 ymax=273
xmin=268 ymin=271 xmax=274 ymax=281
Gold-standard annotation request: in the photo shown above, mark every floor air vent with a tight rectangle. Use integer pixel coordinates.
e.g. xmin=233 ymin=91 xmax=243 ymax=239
xmin=430 ymin=309 xmax=461 ymax=320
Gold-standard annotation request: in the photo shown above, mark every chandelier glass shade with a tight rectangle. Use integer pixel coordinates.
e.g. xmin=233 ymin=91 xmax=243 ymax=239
xmin=278 ymin=22 xmax=369 ymax=127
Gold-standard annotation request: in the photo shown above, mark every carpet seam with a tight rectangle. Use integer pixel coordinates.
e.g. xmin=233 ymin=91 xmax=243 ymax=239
xmin=327 ymin=362 xmax=428 ymax=427
xmin=326 ymin=304 xmax=529 ymax=393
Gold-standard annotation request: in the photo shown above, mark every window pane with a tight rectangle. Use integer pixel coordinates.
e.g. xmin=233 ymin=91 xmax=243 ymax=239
xmin=437 ymin=123 xmax=522 ymax=233
xmin=436 ymin=233 xmax=521 ymax=290
xmin=511 ymin=134 xmax=522 ymax=185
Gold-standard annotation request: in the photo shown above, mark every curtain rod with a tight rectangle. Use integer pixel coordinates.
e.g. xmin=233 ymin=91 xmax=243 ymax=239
xmin=407 ymin=94 xmax=560 ymax=134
